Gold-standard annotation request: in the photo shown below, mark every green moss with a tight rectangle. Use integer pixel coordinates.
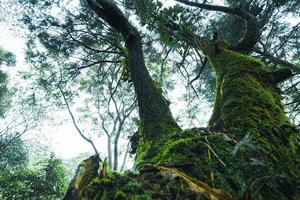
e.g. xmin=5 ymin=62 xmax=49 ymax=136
xmin=208 ymin=48 xmax=298 ymax=145
xmin=65 ymin=46 xmax=299 ymax=200
xmin=66 ymin=126 xmax=299 ymax=200
xmin=205 ymin=47 xmax=300 ymax=198
xmin=114 ymin=191 xmax=128 ymax=200
xmin=134 ymin=116 xmax=181 ymax=167
xmin=153 ymin=81 xmax=163 ymax=94
xmin=130 ymin=194 xmax=152 ymax=200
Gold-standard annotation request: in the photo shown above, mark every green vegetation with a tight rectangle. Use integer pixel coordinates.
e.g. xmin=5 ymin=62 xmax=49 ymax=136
xmin=0 ymin=0 xmax=299 ymax=199
xmin=0 ymin=153 xmax=68 ymax=200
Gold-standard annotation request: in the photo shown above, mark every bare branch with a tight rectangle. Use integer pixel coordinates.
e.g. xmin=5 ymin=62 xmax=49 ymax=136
xmin=58 ymin=85 xmax=99 ymax=156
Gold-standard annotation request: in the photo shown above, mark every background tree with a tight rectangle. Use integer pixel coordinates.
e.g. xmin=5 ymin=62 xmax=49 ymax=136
xmin=0 ymin=137 xmax=28 ymax=171
xmin=0 ymin=153 xmax=68 ymax=200
xmin=0 ymin=47 xmax=15 ymax=117
xmin=78 ymin=64 xmax=137 ymax=170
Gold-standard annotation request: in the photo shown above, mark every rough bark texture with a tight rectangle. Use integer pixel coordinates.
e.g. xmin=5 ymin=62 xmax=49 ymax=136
xmin=63 ymin=44 xmax=300 ymax=199
xmin=86 ymin=0 xmax=177 ymax=131
xmin=63 ymin=155 xmax=100 ymax=200
xmin=63 ymin=1 xmax=300 ymax=200
xmin=125 ymin=31 xmax=177 ymax=131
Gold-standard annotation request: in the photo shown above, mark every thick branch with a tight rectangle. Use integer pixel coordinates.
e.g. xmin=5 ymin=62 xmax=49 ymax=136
xmin=68 ymin=60 xmax=121 ymax=71
xmin=86 ymin=0 xmax=132 ymax=37
xmin=190 ymin=56 xmax=207 ymax=85
xmin=254 ymin=48 xmax=300 ymax=73
xmin=176 ymin=0 xmax=260 ymax=53
xmin=272 ymin=68 xmax=293 ymax=84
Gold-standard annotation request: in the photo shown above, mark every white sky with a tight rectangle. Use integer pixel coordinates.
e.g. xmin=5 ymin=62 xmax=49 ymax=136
xmin=0 ymin=24 xmax=96 ymax=158
xmin=0 ymin=21 xmax=211 ymax=160
xmin=0 ymin=0 xmax=211 ymax=160
xmin=2 ymin=0 xmax=298 ymax=160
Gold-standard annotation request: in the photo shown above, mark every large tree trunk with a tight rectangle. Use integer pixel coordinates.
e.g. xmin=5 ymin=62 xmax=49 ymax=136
xmin=63 ymin=1 xmax=300 ymax=200
xmin=85 ymin=0 xmax=177 ymax=130
xmin=85 ymin=0 xmax=180 ymax=168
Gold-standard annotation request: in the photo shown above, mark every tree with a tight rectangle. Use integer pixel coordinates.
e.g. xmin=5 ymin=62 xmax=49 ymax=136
xmin=0 ymin=46 xmax=45 ymax=155
xmin=0 ymin=136 xmax=28 ymax=171
xmin=0 ymin=120 xmax=67 ymax=200
xmin=0 ymin=47 xmax=15 ymax=117
xmin=77 ymin=65 xmax=137 ymax=170
xmin=17 ymin=0 xmax=300 ymax=199
xmin=24 ymin=52 xmax=136 ymax=170
xmin=0 ymin=153 xmax=68 ymax=200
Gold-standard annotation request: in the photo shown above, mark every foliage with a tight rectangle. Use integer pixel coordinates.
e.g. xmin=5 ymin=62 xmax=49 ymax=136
xmin=0 ymin=137 xmax=28 ymax=170
xmin=0 ymin=47 xmax=16 ymax=67
xmin=0 ymin=47 xmax=15 ymax=117
xmin=0 ymin=70 xmax=10 ymax=117
xmin=0 ymin=154 xmax=68 ymax=200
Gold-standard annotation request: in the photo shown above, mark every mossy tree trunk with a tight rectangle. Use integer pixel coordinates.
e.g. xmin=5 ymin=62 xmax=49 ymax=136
xmin=64 ymin=1 xmax=300 ymax=200
xmin=85 ymin=0 xmax=181 ymax=168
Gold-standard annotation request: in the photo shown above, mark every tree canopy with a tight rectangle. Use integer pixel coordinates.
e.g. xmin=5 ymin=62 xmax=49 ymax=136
xmin=1 ymin=0 xmax=300 ymax=199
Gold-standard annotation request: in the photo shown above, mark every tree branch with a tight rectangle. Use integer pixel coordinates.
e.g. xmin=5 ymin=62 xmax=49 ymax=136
xmin=190 ymin=57 xmax=207 ymax=85
xmin=254 ymin=48 xmax=300 ymax=73
xmin=58 ymin=85 xmax=99 ymax=156
xmin=175 ymin=0 xmax=260 ymax=53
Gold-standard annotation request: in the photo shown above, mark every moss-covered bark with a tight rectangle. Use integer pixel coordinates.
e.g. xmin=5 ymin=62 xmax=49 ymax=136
xmin=64 ymin=124 xmax=299 ymax=200
xmin=205 ymin=44 xmax=300 ymax=199
xmin=64 ymin=1 xmax=299 ymax=199
xmin=64 ymin=44 xmax=300 ymax=199
xmin=207 ymin=47 xmax=299 ymax=166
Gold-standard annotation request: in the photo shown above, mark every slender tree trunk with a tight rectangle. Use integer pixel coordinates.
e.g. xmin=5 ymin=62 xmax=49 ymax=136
xmin=120 ymin=141 xmax=130 ymax=171
xmin=59 ymin=85 xmax=99 ymax=155
xmin=107 ymin=135 xmax=112 ymax=169
xmin=113 ymin=127 xmax=122 ymax=170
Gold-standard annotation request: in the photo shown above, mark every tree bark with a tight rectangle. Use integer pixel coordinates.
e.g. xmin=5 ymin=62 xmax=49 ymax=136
xmin=85 ymin=0 xmax=178 ymax=131
xmin=107 ymin=135 xmax=112 ymax=169
xmin=64 ymin=1 xmax=300 ymax=200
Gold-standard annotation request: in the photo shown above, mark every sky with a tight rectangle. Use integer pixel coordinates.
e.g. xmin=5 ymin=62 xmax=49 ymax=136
xmin=2 ymin=0 xmax=298 ymax=161
xmin=0 ymin=24 xmax=96 ymax=158
xmin=0 ymin=22 xmax=205 ymax=160
xmin=0 ymin=0 xmax=211 ymax=160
